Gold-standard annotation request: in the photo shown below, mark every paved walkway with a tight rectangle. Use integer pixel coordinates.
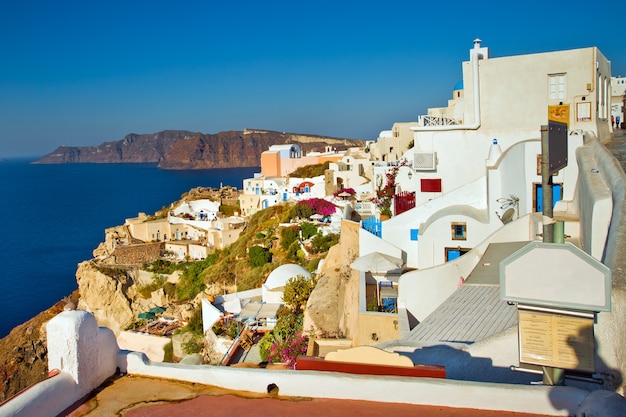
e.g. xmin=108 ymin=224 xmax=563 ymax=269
xmin=64 ymin=375 xmax=550 ymax=417
xmin=606 ymin=128 xmax=626 ymax=171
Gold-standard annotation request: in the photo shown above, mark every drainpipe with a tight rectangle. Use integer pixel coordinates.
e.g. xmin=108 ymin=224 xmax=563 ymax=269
xmin=412 ymin=50 xmax=483 ymax=132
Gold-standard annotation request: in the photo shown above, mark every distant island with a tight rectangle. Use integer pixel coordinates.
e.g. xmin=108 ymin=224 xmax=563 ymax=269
xmin=34 ymin=129 xmax=366 ymax=170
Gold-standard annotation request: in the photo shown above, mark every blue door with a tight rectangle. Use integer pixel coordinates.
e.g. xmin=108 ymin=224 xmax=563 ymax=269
xmin=535 ymin=184 xmax=562 ymax=212
xmin=446 ymin=247 xmax=469 ymax=262
xmin=447 ymin=249 xmax=461 ymax=261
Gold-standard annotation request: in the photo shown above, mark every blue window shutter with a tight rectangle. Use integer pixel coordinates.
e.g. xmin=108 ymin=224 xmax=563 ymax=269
xmin=410 ymin=229 xmax=419 ymax=241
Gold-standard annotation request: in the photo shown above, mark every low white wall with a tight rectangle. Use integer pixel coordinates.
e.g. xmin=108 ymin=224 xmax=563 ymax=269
xmin=120 ymin=350 xmax=589 ymax=415
xmin=0 ymin=310 xmax=120 ymax=417
xmin=117 ymin=331 xmax=170 ymax=362
xmin=0 ymin=372 xmax=77 ymax=417
xmin=0 ymin=304 xmax=613 ymax=417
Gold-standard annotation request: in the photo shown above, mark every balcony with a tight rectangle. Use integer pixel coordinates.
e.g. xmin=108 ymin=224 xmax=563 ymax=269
xmin=418 ymin=114 xmax=462 ymax=127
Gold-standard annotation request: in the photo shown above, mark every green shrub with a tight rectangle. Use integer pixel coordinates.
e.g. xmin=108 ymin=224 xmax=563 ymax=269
xmin=176 ymin=272 xmax=206 ymax=301
xmin=163 ymin=341 xmax=174 ymax=362
xmin=182 ymin=338 xmax=203 ymax=355
xmin=283 ymin=275 xmax=314 ymax=313
xmin=300 ymin=222 xmax=318 ymax=240
xmin=248 ymin=245 xmax=272 ymax=267
xmin=175 ymin=254 xmax=219 ymax=301
xmin=212 ymin=319 xmax=240 ymax=339
xmin=304 ymin=258 xmax=321 ymax=273
xmin=288 ymin=161 xmax=329 ymax=178
xmin=220 ymin=204 xmax=239 ymax=216
xmin=311 ymin=233 xmax=340 ymax=254
xmin=163 ymin=282 xmax=177 ymax=298
xmin=138 ymin=273 xmax=166 ymax=299
xmin=280 ymin=227 xmax=300 ymax=250
xmin=185 ymin=307 xmax=204 ymax=335
xmin=143 ymin=259 xmax=179 ymax=274
xmin=286 ymin=241 xmax=303 ymax=262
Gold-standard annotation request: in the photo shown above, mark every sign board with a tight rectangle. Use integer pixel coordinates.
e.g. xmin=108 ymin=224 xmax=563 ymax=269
xmin=518 ymin=309 xmax=595 ymax=372
xmin=500 ymin=242 xmax=611 ymax=312
xmin=547 ymin=105 xmax=569 ymax=174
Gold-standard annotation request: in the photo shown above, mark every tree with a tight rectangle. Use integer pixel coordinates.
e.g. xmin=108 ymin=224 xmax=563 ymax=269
xmin=300 ymin=222 xmax=318 ymax=240
xmin=282 ymin=274 xmax=314 ymax=313
xmin=280 ymin=227 xmax=299 ymax=250
xmin=248 ymin=245 xmax=272 ymax=267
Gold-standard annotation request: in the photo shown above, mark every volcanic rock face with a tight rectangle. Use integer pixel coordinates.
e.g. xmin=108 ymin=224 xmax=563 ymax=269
xmin=35 ymin=130 xmax=198 ymax=164
xmin=35 ymin=129 xmax=365 ymax=169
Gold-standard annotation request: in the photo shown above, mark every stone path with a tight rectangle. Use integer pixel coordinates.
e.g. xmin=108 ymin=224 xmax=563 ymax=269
xmin=606 ymin=129 xmax=626 ymax=171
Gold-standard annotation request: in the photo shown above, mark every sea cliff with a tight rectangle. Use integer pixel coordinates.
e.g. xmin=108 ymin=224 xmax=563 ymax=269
xmin=34 ymin=129 xmax=365 ymax=169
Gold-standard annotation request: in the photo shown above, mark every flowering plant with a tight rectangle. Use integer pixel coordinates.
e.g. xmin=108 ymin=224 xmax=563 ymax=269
xmin=265 ymin=331 xmax=309 ymax=369
xmin=371 ymin=159 xmax=408 ymax=217
xmin=299 ymin=198 xmax=337 ymax=217
xmin=332 ymin=187 xmax=356 ymax=199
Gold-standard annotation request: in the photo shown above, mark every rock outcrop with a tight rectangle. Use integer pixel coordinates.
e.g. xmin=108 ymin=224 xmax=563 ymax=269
xmin=76 ymin=261 xmax=138 ymax=333
xmin=35 ymin=129 xmax=365 ymax=170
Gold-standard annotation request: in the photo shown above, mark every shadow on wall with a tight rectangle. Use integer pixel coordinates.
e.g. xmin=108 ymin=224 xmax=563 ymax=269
xmin=398 ymin=345 xmax=536 ymax=384
xmin=548 ymin=331 xmax=625 ymax=416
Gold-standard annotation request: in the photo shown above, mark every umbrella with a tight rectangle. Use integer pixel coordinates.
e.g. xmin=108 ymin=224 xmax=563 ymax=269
xmin=310 ymin=214 xmax=324 ymax=220
xmin=350 ymin=252 xmax=403 ymax=274
xmin=149 ymin=306 xmax=166 ymax=314
xmin=138 ymin=312 xmax=155 ymax=320
xmin=338 ymin=191 xmax=352 ymax=198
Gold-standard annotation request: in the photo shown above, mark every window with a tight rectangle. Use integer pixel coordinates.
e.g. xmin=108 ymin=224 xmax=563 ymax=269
xmin=410 ymin=229 xmax=419 ymax=241
xmin=451 ymin=222 xmax=466 ymax=240
xmin=549 ymin=74 xmax=566 ymax=100
xmin=420 ymin=178 xmax=442 ymax=192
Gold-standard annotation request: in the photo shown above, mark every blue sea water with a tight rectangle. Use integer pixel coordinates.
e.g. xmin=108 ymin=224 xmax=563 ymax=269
xmin=0 ymin=158 xmax=258 ymax=338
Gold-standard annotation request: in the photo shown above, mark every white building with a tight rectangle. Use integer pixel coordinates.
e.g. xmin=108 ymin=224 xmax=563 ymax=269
xmin=611 ymin=76 xmax=625 ymax=128
xmin=366 ymin=40 xmax=612 ymax=269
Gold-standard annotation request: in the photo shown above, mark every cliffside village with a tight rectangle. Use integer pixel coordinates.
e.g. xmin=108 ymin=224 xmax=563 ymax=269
xmin=4 ymin=40 xmax=626 ymax=416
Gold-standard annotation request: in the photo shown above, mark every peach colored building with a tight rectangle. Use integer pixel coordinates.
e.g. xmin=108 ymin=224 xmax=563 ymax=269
xmin=260 ymin=144 xmax=344 ymax=178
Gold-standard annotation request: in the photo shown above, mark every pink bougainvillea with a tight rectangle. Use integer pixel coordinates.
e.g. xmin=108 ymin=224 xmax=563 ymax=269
xmin=299 ymin=198 xmax=337 ymax=217
xmin=371 ymin=159 xmax=409 ymax=217
xmin=266 ymin=332 xmax=309 ymax=369
xmin=332 ymin=187 xmax=356 ymax=198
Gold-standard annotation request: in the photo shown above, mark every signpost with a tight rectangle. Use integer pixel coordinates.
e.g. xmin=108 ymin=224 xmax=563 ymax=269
xmin=542 ymin=105 xmax=569 ymax=244
xmin=500 ymin=242 xmax=611 ymax=385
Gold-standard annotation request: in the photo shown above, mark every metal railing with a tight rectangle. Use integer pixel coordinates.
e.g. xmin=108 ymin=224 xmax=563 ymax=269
xmin=419 ymin=114 xmax=462 ymax=126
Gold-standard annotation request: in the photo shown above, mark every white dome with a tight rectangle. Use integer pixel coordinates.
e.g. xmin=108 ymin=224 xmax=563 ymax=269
xmin=265 ymin=264 xmax=311 ymax=290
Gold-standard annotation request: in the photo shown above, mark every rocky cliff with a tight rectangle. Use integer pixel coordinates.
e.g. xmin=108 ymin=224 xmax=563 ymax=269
xmin=35 ymin=129 xmax=365 ymax=169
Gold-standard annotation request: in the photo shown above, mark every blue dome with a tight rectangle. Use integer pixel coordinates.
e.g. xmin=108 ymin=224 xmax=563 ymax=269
xmin=453 ymin=80 xmax=464 ymax=91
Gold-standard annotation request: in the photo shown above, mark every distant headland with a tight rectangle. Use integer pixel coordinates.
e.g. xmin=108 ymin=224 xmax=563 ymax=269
xmin=34 ymin=129 xmax=366 ymax=170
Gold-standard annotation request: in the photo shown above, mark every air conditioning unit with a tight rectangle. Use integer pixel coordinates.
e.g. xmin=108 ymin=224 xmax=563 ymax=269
xmin=413 ymin=152 xmax=437 ymax=171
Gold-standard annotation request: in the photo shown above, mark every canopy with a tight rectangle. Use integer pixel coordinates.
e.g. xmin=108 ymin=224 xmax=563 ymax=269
xmin=149 ymin=306 xmax=166 ymax=314
xmin=338 ymin=191 xmax=352 ymax=197
xmin=138 ymin=312 xmax=155 ymax=319
xmin=350 ymin=252 xmax=403 ymax=274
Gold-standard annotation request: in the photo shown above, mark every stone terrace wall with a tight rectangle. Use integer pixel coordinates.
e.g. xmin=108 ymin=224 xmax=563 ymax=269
xmin=113 ymin=242 xmax=163 ymax=265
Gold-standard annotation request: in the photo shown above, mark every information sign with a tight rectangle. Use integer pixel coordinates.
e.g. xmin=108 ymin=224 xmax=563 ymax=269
xmin=518 ymin=310 xmax=594 ymax=372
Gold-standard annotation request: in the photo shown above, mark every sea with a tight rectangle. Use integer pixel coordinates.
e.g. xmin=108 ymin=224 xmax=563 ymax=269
xmin=0 ymin=158 xmax=258 ymax=338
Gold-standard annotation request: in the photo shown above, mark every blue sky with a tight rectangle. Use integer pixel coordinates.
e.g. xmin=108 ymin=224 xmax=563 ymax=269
xmin=1 ymin=0 xmax=624 ymax=157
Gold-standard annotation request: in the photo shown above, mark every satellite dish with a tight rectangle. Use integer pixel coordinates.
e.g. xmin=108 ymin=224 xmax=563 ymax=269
xmin=500 ymin=208 xmax=515 ymax=224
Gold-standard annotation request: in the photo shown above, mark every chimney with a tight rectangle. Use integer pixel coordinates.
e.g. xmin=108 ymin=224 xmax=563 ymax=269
xmin=470 ymin=38 xmax=490 ymax=60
